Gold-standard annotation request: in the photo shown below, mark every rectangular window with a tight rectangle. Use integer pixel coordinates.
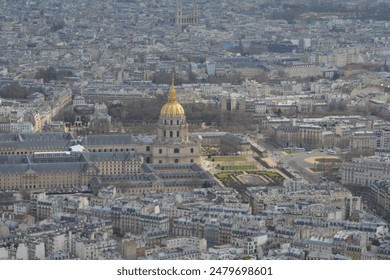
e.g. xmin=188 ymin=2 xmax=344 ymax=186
xmin=159 ymin=149 xmax=162 ymax=154
xmin=190 ymin=148 xmax=194 ymax=153
xmin=146 ymin=146 xmax=150 ymax=152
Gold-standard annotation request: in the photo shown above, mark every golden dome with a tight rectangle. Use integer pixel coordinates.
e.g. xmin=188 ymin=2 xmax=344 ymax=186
xmin=160 ymin=79 xmax=185 ymax=118
xmin=160 ymin=101 xmax=185 ymax=118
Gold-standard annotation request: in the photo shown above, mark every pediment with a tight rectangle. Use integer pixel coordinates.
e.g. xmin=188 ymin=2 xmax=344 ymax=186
xmin=25 ymin=168 xmax=36 ymax=175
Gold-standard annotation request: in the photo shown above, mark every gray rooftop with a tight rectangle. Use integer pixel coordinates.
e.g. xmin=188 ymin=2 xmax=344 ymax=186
xmin=81 ymin=134 xmax=137 ymax=146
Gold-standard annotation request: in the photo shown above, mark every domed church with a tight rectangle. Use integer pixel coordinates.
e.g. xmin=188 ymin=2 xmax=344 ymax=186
xmin=152 ymin=78 xmax=201 ymax=164
xmin=0 ymin=78 xmax=211 ymax=192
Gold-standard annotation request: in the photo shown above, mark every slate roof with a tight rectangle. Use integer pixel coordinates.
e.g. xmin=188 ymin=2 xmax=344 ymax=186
xmin=0 ymin=151 xmax=143 ymax=174
xmin=0 ymin=132 xmax=75 ymax=151
xmin=81 ymin=134 xmax=137 ymax=146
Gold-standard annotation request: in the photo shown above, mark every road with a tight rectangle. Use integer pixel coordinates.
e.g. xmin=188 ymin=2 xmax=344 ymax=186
xmin=268 ymin=149 xmax=340 ymax=183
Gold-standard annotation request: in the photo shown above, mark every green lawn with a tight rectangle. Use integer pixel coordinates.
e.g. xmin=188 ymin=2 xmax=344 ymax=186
xmin=250 ymin=171 xmax=284 ymax=185
xmin=248 ymin=171 xmax=284 ymax=185
xmin=216 ymin=165 xmax=257 ymax=171
xmin=215 ymin=172 xmax=234 ymax=185
xmin=206 ymin=157 xmax=247 ymax=162
xmin=215 ymin=172 xmax=234 ymax=180
xmin=310 ymin=168 xmax=323 ymax=172
xmin=314 ymin=157 xmax=342 ymax=163
xmin=215 ymin=170 xmax=284 ymax=186
xmin=252 ymin=171 xmax=282 ymax=178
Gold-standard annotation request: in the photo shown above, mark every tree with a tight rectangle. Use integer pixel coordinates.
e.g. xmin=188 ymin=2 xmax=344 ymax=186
xmin=0 ymin=83 xmax=29 ymax=99
xmin=50 ymin=17 xmax=65 ymax=32
xmin=34 ymin=66 xmax=74 ymax=83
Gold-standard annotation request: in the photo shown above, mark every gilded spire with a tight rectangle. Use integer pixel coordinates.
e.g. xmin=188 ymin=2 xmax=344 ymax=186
xmin=169 ymin=73 xmax=176 ymax=102
xmin=160 ymin=72 xmax=185 ymax=118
